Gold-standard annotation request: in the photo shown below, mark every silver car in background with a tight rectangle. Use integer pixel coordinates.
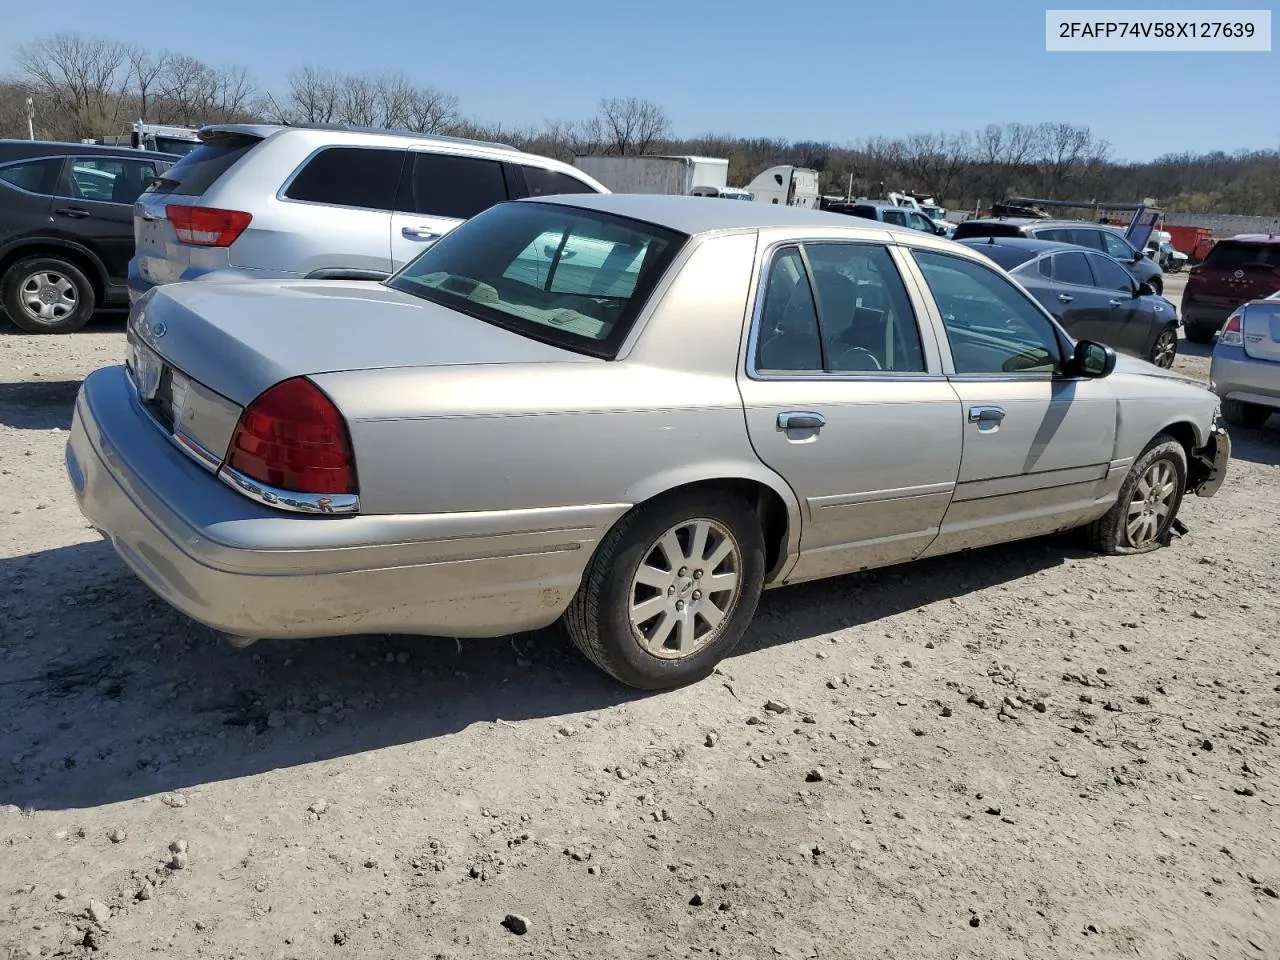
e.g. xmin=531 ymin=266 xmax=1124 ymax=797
xmin=71 ymin=196 xmax=1229 ymax=690
xmin=128 ymin=123 xmax=607 ymax=300
xmin=1211 ymin=291 xmax=1280 ymax=429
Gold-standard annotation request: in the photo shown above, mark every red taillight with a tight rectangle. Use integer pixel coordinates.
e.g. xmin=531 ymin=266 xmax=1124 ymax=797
xmin=166 ymin=204 xmax=252 ymax=247
xmin=1219 ymin=313 xmax=1244 ymax=346
xmin=225 ymin=378 xmax=356 ymax=495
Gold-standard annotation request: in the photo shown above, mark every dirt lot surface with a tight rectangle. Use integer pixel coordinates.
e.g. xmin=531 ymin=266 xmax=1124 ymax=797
xmin=3 ymin=284 xmax=1279 ymax=959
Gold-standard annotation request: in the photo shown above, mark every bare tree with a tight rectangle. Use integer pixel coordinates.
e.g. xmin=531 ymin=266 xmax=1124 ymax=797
xmin=287 ymin=65 xmax=339 ymax=123
xmin=374 ymin=73 xmax=417 ymax=129
xmin=597 ymin=97 xmax=669 ymax=155
xmin=406 ymin=86 xmax=459 ymax=134
xmin=15 ymin=33 xmax=130 ymax=138
xmin=338 ymin=74 xmax=378 ymax=127
xmin=125 ymin=46 xmax=169 ymax=122
xmin=1035 ymin=122 xmax=1104 ymax=199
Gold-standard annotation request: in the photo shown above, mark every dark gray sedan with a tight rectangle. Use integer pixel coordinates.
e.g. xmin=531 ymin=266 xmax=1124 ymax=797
xmin=963 ymin=237 xmax=1180 ymax=368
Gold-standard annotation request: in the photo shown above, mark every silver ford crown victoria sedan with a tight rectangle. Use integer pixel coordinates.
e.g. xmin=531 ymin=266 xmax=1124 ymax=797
xmin=66 ymin=195 xmax=1231 ymax=689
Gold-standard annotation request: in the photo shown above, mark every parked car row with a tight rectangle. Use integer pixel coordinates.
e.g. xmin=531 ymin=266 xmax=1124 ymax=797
xmin=960 ymin=236 xmax=1180 ymax=368
xmin=66 ymin=195 xmax=1231 ymax=688
xmin=0 ymin=139 xmax=178 ymax=333
xmin=0 ymin=125 xmax=607 ymax=333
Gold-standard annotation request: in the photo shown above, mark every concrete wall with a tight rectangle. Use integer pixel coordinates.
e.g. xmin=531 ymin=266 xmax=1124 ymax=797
xmin=1163 ymin=212 xmax=1280 ymax=237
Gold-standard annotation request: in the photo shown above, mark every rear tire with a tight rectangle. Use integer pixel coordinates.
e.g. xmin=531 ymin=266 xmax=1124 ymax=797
xmin=1183 ymin=323 xmax=1216 ymax=344
xmin=1222 ymin=398 xmax=1273 ymax=429
xmin=1148 ymin=324 xmax=1177 ymax=368
xmin=1085 ymin=434 xmax=1186 ymax=556
xmin=563 ymin=490 xmax=766 ymax=690
xmin=1 ymin=256 xmax=96 ymax=334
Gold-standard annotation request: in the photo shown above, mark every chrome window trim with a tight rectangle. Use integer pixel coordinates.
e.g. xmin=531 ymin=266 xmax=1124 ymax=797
xmin=217 ymin=463 xmax=361 ymax=516
xmin=743 ymin=237 xmax=946 ymax=383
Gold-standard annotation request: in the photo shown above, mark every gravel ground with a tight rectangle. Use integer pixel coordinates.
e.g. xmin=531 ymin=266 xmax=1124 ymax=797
xmin=2 ymin=280 xmax=1279 ymax=959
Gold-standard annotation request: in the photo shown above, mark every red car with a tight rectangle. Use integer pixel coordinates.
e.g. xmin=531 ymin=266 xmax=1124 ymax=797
xmin=1183 ymin=234 xmax=1280 ymax=342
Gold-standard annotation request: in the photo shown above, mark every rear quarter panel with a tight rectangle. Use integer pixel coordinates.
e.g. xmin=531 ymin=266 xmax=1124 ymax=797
xmin=312 ymin=232 xmax=801 ymax=539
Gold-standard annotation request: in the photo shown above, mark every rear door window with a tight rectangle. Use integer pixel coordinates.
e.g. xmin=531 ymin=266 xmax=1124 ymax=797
xmin=284 ymin=147 xmax=406 ymax=211
xmin=147 ymin=133 xmax=262 ymax=197
xmin=521 ymin=165 xmax=598 ymax=198
xmin=0 ymin=158 xmax=61 ymax=195
xmin=882 ymin=209 xmax=907 ymax=226
xmin=1051 ymin=251 xmax=1094 ymax=286
xmin=397 ymin=152 xmax=508 ymax=220
xmin=60 ymin=157 xmax=160 ymax=205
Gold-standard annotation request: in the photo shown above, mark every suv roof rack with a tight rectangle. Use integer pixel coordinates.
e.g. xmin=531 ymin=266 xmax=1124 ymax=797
xmin=273 ymin=121 xmax=516 ymax=152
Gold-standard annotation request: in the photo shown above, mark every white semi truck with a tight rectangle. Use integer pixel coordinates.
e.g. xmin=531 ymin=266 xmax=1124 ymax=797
xmin=572 ymin=155 xmax=730 ymax=196
xmin=745 ymin=165 xmax=820 ymax=209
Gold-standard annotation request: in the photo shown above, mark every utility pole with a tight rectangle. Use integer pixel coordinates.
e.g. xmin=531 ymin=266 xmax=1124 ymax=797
xmin=24 ymin=97 xmax=35 ymax=140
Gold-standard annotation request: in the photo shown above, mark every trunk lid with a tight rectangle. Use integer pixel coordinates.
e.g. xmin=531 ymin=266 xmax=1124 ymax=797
xmin=1242 ymin=298 xmax=1280 ymax=363
xmin=132 ymin=279 xmax=593 ymax=408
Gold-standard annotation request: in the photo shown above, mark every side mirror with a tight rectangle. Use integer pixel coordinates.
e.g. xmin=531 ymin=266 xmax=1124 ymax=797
xmin=1073 ymin=339 xmax=1116 ymax=378
xmin=1136 ymin=280 xmax=1155 ymax=297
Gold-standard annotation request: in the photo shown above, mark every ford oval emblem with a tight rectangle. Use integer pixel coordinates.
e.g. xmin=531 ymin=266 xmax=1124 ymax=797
xmin=150 ymin=320 xmax=167 ymax=338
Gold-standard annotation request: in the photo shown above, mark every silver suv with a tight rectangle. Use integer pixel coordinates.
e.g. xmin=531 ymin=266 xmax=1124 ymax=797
xmin=128 ymin=124 xmax=608 ymax=300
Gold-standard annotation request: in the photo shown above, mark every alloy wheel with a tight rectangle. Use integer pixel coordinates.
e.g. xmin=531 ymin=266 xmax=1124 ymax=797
xmin=628 ymin=518 xmax=743 ymax=660
xmin=1151 ymin=329 xmax=1177 ymax=368
xmin=1126 ymin=459 xmax=1178 ymax=547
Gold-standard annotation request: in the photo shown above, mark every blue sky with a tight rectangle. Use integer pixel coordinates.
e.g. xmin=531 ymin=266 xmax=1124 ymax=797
xmin=2 ymin=0 xmax=1276 ymax=159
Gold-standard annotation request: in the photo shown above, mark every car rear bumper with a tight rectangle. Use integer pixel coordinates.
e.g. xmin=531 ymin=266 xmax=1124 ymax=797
xmin=66 ymin=366 xmax=622 ymax=640
xmin=1183 ymin=302 xmax=1234 ymax=330
xmin=1210 ymin=345 xmax=1280 ymax=409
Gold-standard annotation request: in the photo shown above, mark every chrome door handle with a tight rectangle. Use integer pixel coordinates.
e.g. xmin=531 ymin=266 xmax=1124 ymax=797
xmin=56 ymin=207 xmax=90 ymax=219
xmin=778 ymin=411 xmax=826 ymax=430
xmin=402 ymin=226 xmax=438 ymax=240
xmin=968 ymin=406 xmax=1006 ymax=423
xmin=1109 ymin=298 xmax=1123 ymax=307
xmin=1057 ymin=294 xmax=1073 ymax=303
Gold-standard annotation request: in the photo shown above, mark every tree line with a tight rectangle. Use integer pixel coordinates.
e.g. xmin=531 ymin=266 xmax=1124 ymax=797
xmin=3 ymin=32 xmax=1278 ymax=216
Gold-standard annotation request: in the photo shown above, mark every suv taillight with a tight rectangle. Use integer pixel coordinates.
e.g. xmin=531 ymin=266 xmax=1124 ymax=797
xmin=224 ymin=378 xmax=357 ymax=495
xmin=167 ymin=204 xmax=252 ymax=247
xmin=1219 ymin=312 xmax=1244 ymax=347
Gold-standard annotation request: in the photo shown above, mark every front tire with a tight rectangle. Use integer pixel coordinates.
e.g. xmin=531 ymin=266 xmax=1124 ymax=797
xmin=1222 ymin=398 xmax=1272 ymax=429
xmin=564 ymin=490 xmax=766 ymax=690
xmin=1 ymin=257 xmax=96 ymax=334
xmin=1148 ymin=276 xmax=1163 ymax=296
xmin=1085 ymin=435 xmax=1186 ymax=555
xmin=1148 ymin=324 xmax=1178 ymax=368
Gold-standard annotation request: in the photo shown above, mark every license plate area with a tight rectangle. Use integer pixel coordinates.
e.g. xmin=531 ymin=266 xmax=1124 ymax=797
xmin=128 ymin=340 xmax=189 ymax=434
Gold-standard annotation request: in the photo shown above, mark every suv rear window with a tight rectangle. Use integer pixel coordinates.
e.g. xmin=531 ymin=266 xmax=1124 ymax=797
xmin=522 ymin=165 xmax=597 ymax=198
xmin=849 ymin=205 xmax=878 ymax=220
xmin=1204 ymin=240 xmax=1280 ymax=271
xmin=285 ymin=147 xmax=406 ymax=210
xmin=387 ymin=201 xmax=686 ymax=359
xmin=147 ymin=133 xmax=262 ymax=197
xmin=952 ymin=221 xmax=1023 ymax=240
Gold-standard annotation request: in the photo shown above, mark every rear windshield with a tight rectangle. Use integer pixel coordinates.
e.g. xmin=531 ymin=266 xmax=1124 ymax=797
xmin=1204 ymin=240 xmax=1280 ymax=271
xmin=387 ymin=201 xmax=686 ymax=360
xmin=952 ymin=221 xmax=1024 ymax=240
xmin=965 ymin=242 xmax=1038 ymax=271
xmin=146 ymin=133 xmax=262 ymax=197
